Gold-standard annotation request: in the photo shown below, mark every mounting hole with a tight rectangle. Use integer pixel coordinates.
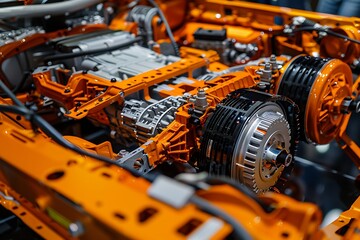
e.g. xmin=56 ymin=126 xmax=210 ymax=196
xmin=20 ymin=212 xmax=26 ymax=216
xmin=16 ymin=115 xmax=21 ymax=121
xmin=36 ymin=226 xmax=43 ymax=230
xmin=46 ymin=171 xmax=65 ymax=180
xmin=67 ymin=160 xmax=77 ymax=166
xmin=281 ymin=232 xmax=290 ymax=238
xmin=102 ymin=172 xmax=112 ymax=178
xmin=114 ymin=212 xmax=126 ymax=220
xmin=138 ymin=207 xmax=158 ymax=223
xmin=177 ymin=218 xmax=203 ymax=236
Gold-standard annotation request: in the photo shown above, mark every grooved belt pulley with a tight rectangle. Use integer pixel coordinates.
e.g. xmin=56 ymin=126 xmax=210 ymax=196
xmin=276 ymin=55 xmax=353 ymax=144
xmin=200 ymin=89 xmax=299 ymax=193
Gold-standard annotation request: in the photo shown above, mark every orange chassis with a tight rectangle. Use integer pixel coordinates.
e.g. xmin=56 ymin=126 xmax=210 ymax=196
xmin=1 ymin=0 xmax=360 ymax=239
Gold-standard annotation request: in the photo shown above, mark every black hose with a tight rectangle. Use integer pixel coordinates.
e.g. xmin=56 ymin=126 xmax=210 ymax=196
xmin=190 ymin=195 xmax=252 ymax=240
xmin=0 ymin=103 xmax=252 ymax=238
xmin=0 ymin=104 xmax=156 ymax=182
xmin=0 ymin=72 xmax=30 ymax=98
xmin=271 ymin=26 xmax=360 ymax=55
xmin=0 ymin=79 xmax=24 ymax=107
xmin=146 ymin=0 xmax=180 ymax=57
xmin=290 ymin=26 xmax=360 ymax=44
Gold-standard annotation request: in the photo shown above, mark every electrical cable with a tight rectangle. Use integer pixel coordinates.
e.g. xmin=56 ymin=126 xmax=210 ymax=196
xmin=44 ymin=36 xmax=143 ymax=62
xmin=271 ymin=25 xmax=360 ymax=55
xmin=288 ymin=26 xmax=360 ymax=44
xmin=190 ymin=195 xmax=253 ymax=240
xmin=0 ymin=102 xmax=254 ymax=238
xmin=0 ymin=71 xmax=30 ymax=98
xmin=0 ymin=76 xmax=255 ymax=239
xmin=146 ymin=0 xmax=180 ymax=57
xmin=0 ymin=78 xmax=23 ymax=107
xmin=0 ymin=102 xmax=156 ymax=182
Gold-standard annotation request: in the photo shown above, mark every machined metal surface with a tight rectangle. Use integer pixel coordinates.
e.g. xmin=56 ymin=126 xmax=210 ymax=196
xmin=232 ymin=103 xmax=291 ymax=193
xmin=1 ymin=1 xmax=360 ymax=239
xmin=83 ymin=45 xmax=179 ymax=80
xmin=121 ymin=96 xmax=185 ymax=141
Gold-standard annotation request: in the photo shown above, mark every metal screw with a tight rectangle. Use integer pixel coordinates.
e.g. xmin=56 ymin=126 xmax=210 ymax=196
xmin=68 ymin=221 xmax=84 ymax=237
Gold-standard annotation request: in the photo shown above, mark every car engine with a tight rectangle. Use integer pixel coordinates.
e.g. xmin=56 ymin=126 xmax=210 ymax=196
xmin=1 ymin=0 xmax=360 ymax=239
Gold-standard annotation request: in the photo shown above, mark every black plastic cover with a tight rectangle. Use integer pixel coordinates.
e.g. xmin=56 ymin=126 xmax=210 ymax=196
xmin=193 ymin=28 xmax=227 ymax=41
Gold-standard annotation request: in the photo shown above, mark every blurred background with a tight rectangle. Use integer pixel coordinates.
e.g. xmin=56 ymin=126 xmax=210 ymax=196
xmin=250 ymin=0 xmax=360 ymax=17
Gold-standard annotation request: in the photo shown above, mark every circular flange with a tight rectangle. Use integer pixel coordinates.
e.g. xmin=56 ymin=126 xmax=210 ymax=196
xmin=200 ymin=89 xmax=297 ymax=193
xmin=277 ymin=56 xmax=353 ymax=144
xmin=232 ymin=105 xmax=291 ymax=193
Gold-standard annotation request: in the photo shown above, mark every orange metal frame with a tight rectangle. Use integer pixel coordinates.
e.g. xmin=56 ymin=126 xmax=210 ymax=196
xmin=1 ymin=0 xmax=360 ymax=239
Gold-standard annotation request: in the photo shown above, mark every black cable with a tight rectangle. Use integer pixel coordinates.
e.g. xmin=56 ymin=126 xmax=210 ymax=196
xmin=0 ymin=102 xmax=254 ymax=239
xmin=0 ymin=79 xmax=23 ymax=107
xmin=0 ymin=101 xmax=252 ymax=238
xmin=190 ymin=195 xmax=252 ymax=240
xmin=0 ymin=72 xmax=254 ymax=240
xmin=146 ymin=0 xmax=180 ymax=57
xmin=0 ymin=81 xmax=257 ymax=240
xmin=0 ymin=71 xmax=30 ymax=97
xmin=205 ymin=176 xmax=274 ymax=213
xmin=0 ymin=20 xmax=18 ymax=31
xmin=289 ymin=26 xmax=360 ymax=45
xmin=44 ymin=36 xmax=143 ymax=62
xmin=0 ymin=104 xmax=156 ymax=182
xmin=0 ymin=101 xmax=257 ymax=239
xmin=271 ymin=26 xmax=360 ymax=55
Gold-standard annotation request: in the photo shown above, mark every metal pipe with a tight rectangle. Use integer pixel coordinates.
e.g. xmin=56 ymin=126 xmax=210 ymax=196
xmin=0 ymin=0 xmax=104 ymax=19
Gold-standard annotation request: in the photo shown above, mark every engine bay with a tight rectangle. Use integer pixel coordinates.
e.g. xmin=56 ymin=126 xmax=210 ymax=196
xmin=1 ymin=0 xmax=360 ymax=239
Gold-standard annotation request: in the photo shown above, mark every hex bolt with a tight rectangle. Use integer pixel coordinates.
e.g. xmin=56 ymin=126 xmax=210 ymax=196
xmin=68 ymin=221 xmax=84 ymax=237
xmin=341 ymin=97 xmax=360 ymax=114
xmin=256 ymin=63 xmax=272 ymax=83
xmin=269 ymin=54 xmax=278 ymax=73
xmin=194 ymin=89 xmax=208 ymax=111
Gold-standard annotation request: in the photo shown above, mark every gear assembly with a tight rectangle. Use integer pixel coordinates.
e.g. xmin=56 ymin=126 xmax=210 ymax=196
xmin=0 ymin=0 xmax=360 ymax=239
